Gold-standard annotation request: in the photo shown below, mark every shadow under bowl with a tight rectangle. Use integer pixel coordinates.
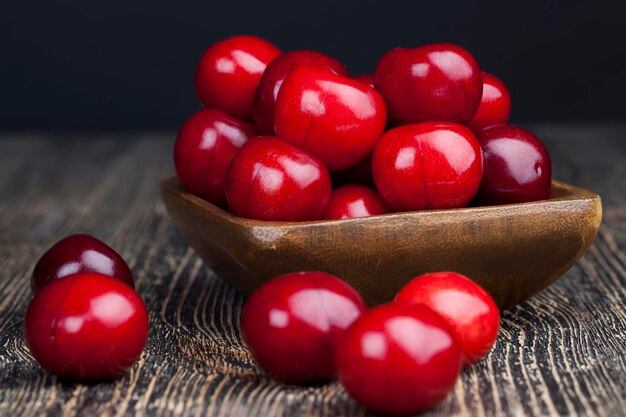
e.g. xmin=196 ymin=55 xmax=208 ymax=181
xmin=161 ymin=177 xmax=601 ymax=309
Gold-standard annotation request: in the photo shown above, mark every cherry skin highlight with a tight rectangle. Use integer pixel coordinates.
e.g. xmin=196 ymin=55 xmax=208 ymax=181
xmin=25 ymin=273 xmax=149 ymax=381
xmin=240 ymin=271 xmax=367 ymax=384
xmin=174 ymin=108 xmax=257 ymax=207
xmin=31 ymin=234 xmax=133 ymax=294
xmin=374 ymin=43 xmax=482 ymax=126
xmin=467 ymin=72 xmax=511 ymax=132
xmin=225 ymin=137 xmax=332 ymax=221
xmin=275 ymin=65 xmax=387 ymax=171
xmin=252 ymin=50 xmax=348 ymax=135
xmin=194 ymin=35 xmax=281 ymax=120
xmin=395 ymin=272 xmax=500 ymax=364
xmin=335 ymin=303 xmax=462 ymax=414
xmin=372 ymin=122 xmax=483 ymax=211
xmin=475 ymin=124 xmax=552 ymax=205
xmin=322 ymin=185 xmax=389 ymax=220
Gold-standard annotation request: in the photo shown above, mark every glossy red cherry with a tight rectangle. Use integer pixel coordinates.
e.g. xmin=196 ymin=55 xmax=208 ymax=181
xmin=323 ymin=185 xmax=389 ymax=220
xmin=374 ymin=43 xmax=482 ymax=125
xmin=335 ymin=303 xmax=462 ymax=414
xmin=25 ymin=273 xmax=149 ymax=381
xmin=225 ymin=137 xmax=332 ymax=221
xmin=351 ymin=74 xmax=374 ymax=88
xmin=372 ymin=122 xmax=483 ymax=211
xmin=275 ymin=65 xmax=387 ymax=171
xmin=241 ymin=271 xmax=366 ymax=383
xmin=252 ymin=50 xmax=348 ymax=135
xmin=195 ymin=35 xmax=281 ymax=120
xmin=475 ymin=125 xmax=552 ymax=205
xmin=467 ymin=72 xmax=511 ymax=132
xmin=395 ymin=272 xmax=500 ymax=364
xmin=174 ymin=108 xmax=257 ymax=206
xmin=32 ymin=234 xmax=133 ymax=294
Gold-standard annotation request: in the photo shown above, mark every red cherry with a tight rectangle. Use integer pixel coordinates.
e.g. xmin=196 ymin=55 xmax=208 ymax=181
xmin=32 ymin=234 xmax=133 ymax=294
xmin=374 ymin=43 xmax=482 ymax=125
xmin=475 ymin=125 xmax=552 ymax=204
xmin=194 ymin=35 xmax=281 ymax=120
xmin=25 ymin=273 xmax=149 ymax=381
xmin=372 ymin=122 xmax=483 ymax=211
xmin=335 ymin=303 xmax=462 ymax=414
xmin=174 ymin=108 xmax=257 ymax=206
xmin=252 ymin=50 xmax=348 ymax=135
xmin=241 ymin=271 xmax=366 ymax=383
xmin=467 ymin=72 xmax=511 ymax=132
xmin=225 ymin=137 xmax=332 ymax=221
xmin=350 ymin=74 xmax=374 ymax=88
xmin=395 ymin=272 xmax=500 ymax=364
xmin=275 ymin=65 xmax=387 ymax=171
xmin=323 ymin=185 xmax=389 ymax=220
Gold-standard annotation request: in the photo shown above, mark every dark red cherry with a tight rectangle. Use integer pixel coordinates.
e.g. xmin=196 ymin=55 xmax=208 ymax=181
xmin=241 ymin=271 xmax=366 ymax=383
xmin=332 ymin=154 xmax=374 ymax=187
xmin=335 ymin=303 xmax=462 ymax=414
xmin=275 ymin=65 xmax=387 ymax=171
xmin=372 ymin=122 xmax=483 ymax=211
xmin=351 ymin=74 xmax=374 ymax=88
xmin=194 ymin=35 xmax=281 ymax=120
xmin=32 ymin=234 xmax=133 ymax=294
xmin=467 ymin=72 xmax=511 ymax=132
xmin=323 ymin=185 xmax=389 ymax=220
xmin=395 ymin=271 xmax=500 ymax=364
xmin=25 ymin=273 xmax=149 ymax=381
xmin=374 ymin=43 xmax=482 ymax=125
xmin=475 ymin=124 xmax=552 ymax=204
xmin=252 ymin=50 xmax=348 ymax=135
xmin=225 ymin=137 xmax=332 ymax=221
xmin=174 ymin=108 xmax=257 ymax=206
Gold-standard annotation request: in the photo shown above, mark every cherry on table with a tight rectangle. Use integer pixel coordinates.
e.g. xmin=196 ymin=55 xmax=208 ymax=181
xmin=174 ymin=108 xmax=257 ymax=207
xmin=32 ymin=234 xmax=133 ymax=294
xmin=25 ymin=272 xmax=149 ymax=381
xmin=395 ymin=271 xmax=500 ymax=364
xmin=335 ymin=303 xmax=462 ymax=414
xmin=240 ymin=271 xmax=366 ymax=384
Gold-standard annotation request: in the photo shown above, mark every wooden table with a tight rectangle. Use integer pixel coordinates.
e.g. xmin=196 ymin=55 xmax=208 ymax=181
xmin=1 ymin=125 xmax=624 ymax=417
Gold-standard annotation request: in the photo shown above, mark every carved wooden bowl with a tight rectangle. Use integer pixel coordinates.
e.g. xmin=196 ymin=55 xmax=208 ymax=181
xmin=161 ymin=177 xmax=601 ymax=309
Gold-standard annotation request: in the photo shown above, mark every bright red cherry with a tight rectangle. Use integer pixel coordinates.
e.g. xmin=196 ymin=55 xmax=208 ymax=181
xmin=467 ymin=72 xmax=511 ymax=132
xmin=241 ymin=271 xmax=366 ymax=384
xmin=374 ymin=43 xmax=482 ymax=125
xmin=32 ymin=234 xmax=133 ymax=294
xmin=395 ymin=272 xmax=500 ymax=364
xmin=351 ymin=74 xmax=374 ymax=88
xmin=25 ymin=273 xmax=149 ymax=381
xmin=335 ymin=303 xmax=462 ymax=414
xmin=174 ymin=108 xmax=257 ymax=206
xmin=475 ymin=125 xmax=552 ymax=205
xmin=252 ymin=50 xmax=348 ymax=135
xmin=372 ymin=122 xmax=483 ymax=211
xmin=275 ymin=65 xmax=387 ymax=171
xmin=195 ymin=35 xmax=281 ymax=120
xmin=323 ymin=185 xmax=389 ymax=220
xmin=225 ymin=137 xmax=332 ymax=221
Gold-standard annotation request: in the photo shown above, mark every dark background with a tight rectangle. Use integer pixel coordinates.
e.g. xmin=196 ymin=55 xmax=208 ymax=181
xmin=1 ymin=0 xmax=625 ymax=131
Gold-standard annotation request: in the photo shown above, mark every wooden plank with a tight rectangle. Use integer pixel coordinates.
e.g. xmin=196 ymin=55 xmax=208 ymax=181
xmin=0 ymin=126 xmax=624 ymax=417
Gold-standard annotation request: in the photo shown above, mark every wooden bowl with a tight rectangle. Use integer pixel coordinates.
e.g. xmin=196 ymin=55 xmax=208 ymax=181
xmin=161 ymin=177 xmax=601 ymax=309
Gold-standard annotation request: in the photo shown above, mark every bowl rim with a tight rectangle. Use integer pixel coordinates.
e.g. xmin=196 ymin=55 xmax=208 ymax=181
xmin=161 ymin=177 xmax=600 ymax=229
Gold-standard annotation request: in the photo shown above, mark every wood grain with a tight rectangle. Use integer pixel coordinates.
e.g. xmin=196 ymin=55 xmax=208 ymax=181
xmin=0 ymin=125 xmax=624 ymax=417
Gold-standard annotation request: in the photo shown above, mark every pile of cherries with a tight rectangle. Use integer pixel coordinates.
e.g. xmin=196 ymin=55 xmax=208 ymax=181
xmin=24 ymin=234 xmax=148 ymax=381
xmin=241 ymin=270 xmax=500 ymax=414
xmin=175 ymin=35 xmax=552 ymax=221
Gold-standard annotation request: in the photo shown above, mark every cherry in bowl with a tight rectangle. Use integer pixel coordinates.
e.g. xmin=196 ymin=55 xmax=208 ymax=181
xmin=395 ymin=271 xmax=500 ymax=364
xmin=25 ymin=272 xmax=149 ymax=381
xmin=240 ymin=271 xmax=366 ymax=384
xmin=31 ymin=234 xmax=133 ymax=294
xmin=323 ymin=185 xmax=389 ymax=220
xmin=467 ymin=72 xmax=511 ymax=132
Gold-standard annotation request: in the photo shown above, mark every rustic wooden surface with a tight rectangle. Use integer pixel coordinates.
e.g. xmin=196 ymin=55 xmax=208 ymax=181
xmin=0 ymin=124 xmax=624 ymax=417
